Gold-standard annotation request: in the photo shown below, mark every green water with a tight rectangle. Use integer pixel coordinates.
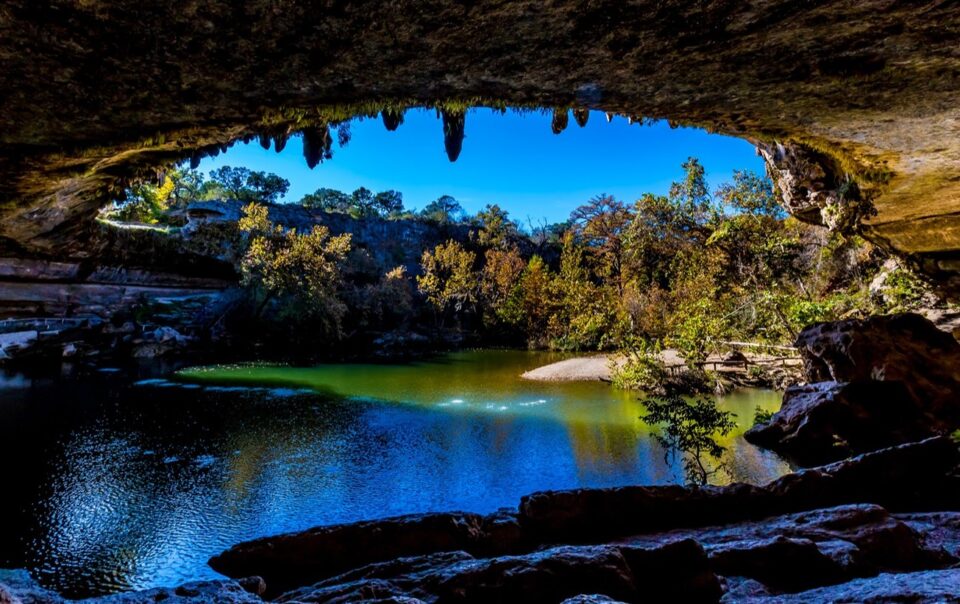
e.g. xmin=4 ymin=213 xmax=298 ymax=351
xmin=178 ymin=349 xmax=788 ymax=482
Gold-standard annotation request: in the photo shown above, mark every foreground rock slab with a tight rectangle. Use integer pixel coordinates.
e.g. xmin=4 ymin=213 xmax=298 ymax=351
xmin=621 ymin=504 xmax=957 ymax=593
xmin=728 ymin=568 xmax=960 ymax=603
xmin=276 ymin=540 xmax=722 ymax=604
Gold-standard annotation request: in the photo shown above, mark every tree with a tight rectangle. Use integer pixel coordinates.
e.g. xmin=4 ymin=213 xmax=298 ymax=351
xmin=642 ymin=394 xmax=738 ymax=485
xmin=245 ymin=171 xmax=290 ymax=203
xmin=420 ymin=195 xmax=464 ymax=224
xmin=669 ymin=157 xmax=713 ymax=216
xmin=209 ymin=166 xmax=251 ymax=199
xmin=349 ymin=187 xmax=377 ymax=216
xmin=373 ymin=190 xmax=404 ymax=217
xmin=570 ymin=194 xmax=633 ymax=292
xmin=209 ymin=166 xmax=289 ymax=203
xmin=114 ymin=178 xmax=175 ymax=223
xmin=475 ymin=204 xmax=520 ymax=250
xmin=417 ymin=240 xmax=477 ymax=325
xmin=167 ymin=168 xmax=207 ymax=208
xmin=715 ymin=170 xmax=783 ymax=218
xmin=238 ymin=203 xmax=352 ymax=336
xmin=480 ymin=247 xmax=526 ymax=325
xmin=300 ymin=187 xmax=351 ymax=212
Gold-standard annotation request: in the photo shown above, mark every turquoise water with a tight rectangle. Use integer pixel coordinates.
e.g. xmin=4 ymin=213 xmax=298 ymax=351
xmin=0 ymin=350 xmax=788 ymax=597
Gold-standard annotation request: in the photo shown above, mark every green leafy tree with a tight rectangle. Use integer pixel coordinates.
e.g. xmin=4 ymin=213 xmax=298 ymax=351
xmin=420 ymin=195 xmax=464 ymax=224
xmin=642 ymin=393 xmax=738 ymax=485
xmin=570 ymin=194 xmax=633 ymax=293
xmin=113 ymin=178 xmax=175 ymax=223
xmin=475 ymin=204 xmax=520 ymax=250
xmin=300 ymin=187 xmax=351 ymax=212
xmin=209 ymin=166 xmax=289 ymax=203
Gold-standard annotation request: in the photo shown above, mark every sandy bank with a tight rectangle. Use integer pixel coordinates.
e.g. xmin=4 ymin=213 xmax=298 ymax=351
xmin=521 ymin=349 xmax=798 ymax=382
xmin=520 ymin=355 xmax=624 ymax=382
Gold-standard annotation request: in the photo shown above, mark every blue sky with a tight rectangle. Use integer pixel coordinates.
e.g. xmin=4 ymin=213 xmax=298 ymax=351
xmin=198 ymin=108 xmax=765 ymax=224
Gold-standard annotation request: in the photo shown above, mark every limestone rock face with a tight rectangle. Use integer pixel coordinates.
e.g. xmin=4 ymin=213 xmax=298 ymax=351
xmin=796 ymin=314 xmax=960 ymax=423
xmin=744 ymin=380 xmax=939 ymax=466
xmin=746 ymin=313 xmax=960 ymax=464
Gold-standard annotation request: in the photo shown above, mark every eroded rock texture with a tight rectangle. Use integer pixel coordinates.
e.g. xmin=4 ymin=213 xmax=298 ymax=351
xmin=747 ymin=313 xmax=960 ymax=464
xmin=0 ymin=0 xmax=959 ymax=289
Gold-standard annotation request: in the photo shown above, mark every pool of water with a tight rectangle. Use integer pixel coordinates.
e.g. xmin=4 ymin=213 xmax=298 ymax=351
xmin=0 ymin=350 xmax=789 ymax=597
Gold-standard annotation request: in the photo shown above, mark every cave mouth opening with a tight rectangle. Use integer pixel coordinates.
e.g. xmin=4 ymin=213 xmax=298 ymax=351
xmin=99 ymin=105 xmax=767 ymax=231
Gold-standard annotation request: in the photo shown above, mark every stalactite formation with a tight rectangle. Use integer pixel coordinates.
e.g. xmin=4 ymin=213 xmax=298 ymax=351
xmin=301 ymin=127 xmax=333 ymax=169
xmin=551 ymin=109 xmax=569 ymax=134
xmin=441 ymin=110 xmax=466 ymax=162
xmin=573 ymin=108 xmax=589 ymax=128
xmin=382 ymin=110 xmax=405 ymax=131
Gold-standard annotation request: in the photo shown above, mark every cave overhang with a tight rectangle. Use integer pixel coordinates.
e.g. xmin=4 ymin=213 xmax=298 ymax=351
xmin=0 ymin=0 xmax=958 ymax=287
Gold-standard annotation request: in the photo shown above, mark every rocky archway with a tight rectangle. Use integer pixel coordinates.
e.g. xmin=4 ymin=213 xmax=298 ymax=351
xmin=0 ymin=0 xmax=958 ymax=288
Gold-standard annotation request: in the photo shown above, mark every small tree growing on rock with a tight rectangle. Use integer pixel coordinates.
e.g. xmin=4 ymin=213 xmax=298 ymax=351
xmin=642 ymin=393 xmax=738 ymax=485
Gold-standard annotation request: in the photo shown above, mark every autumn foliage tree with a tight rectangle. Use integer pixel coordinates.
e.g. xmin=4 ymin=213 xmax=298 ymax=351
xmin=238 ymin=203 xmax=352 ymax=337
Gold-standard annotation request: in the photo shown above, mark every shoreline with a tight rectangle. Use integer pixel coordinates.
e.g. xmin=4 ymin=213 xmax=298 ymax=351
xmin=521 ymin=349 xmax=801 ymax=384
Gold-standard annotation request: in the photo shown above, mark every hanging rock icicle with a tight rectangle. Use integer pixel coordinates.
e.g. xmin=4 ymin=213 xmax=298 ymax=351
xmin=441 ymin=109 xmax=465 ymax=162
xmin=302 ymin=127 xmax=332 ymax=169
xmin=273 ymin=134 xmax=288 ymax=153
xmin=382 ymin=109 xmax=405 ymax=131
xmin=573 ymin=108 xmax=589 ymax=127
xmin=551 ymin=108 xmax=569 ymax=134
xmin=258 ymin=133 xmax=272 ymax=150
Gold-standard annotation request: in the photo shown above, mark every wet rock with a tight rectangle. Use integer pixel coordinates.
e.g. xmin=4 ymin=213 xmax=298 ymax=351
xmin=735 ymin=568 xmax=960 ymax=603
xmin=209 ymin=512 xmax=488 ymax=596
xmin=744 ymin=381 xmax=938 ymax=466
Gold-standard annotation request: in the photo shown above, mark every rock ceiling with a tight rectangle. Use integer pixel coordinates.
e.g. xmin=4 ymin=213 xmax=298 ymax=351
xmin=0 ymin=1 xmax=957 ymax=285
